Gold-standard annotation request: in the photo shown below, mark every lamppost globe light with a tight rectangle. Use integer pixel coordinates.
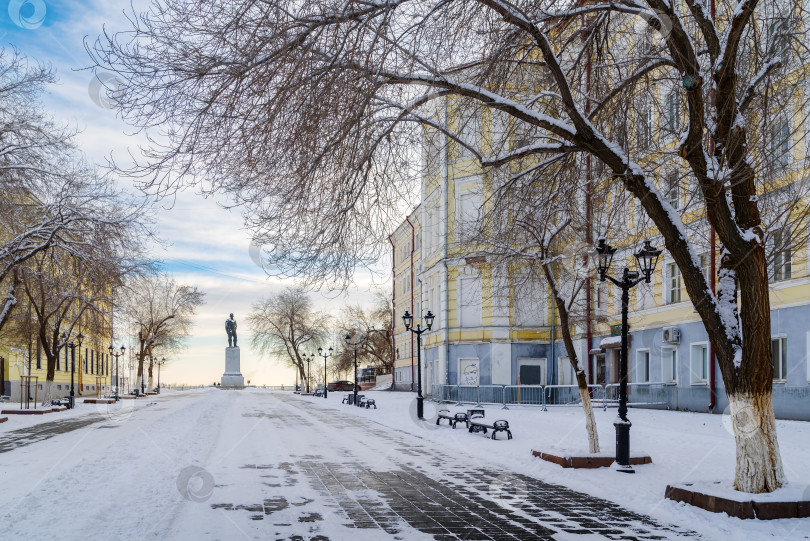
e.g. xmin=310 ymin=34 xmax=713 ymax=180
xmin=592 ymin=238 xmax=617 ymax=281
xmin=635 ymin=239 xmax=663 ymax=283
xmin=424 ymin=310 xmax=435 ymax=331
xmin=402 ymin=310 xmax=413 ymax=330
xmin=76 ymin=332 xmax=84 ymax=347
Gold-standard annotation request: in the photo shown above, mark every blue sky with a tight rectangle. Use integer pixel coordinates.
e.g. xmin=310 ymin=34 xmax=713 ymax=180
xmin=2 ymin=0 xmax=385 ymax=385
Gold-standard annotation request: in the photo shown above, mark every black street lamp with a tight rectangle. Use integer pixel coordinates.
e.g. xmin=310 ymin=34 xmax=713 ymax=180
xmin=157 ymin=357 xmax=165 ymax=394
xmin=305 ymin=355 xmax=311 ymax=393
xmin=109 ymin=344 xmax=126 ymax=401
xmin=593 ymin=238 xmax=661 ymax=473
xmin=401 ymin=310 xmax=435 ymax=420
xmin=344 ymin=332 xmax=366 ymax=406
xmin=67 ymin=332 xmax=84 ymax=410
xmin=318 ymin=346 xmax=333 ymax=398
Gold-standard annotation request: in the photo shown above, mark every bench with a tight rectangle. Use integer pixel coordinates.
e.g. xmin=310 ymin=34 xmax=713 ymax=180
xmin=313 ymin=389 xmax=323 ymax=397
xmin=468 ymin=419 xmax=513 ymax=440
xmin=436 ymin=409 xmax=468 ymax=428
xmin=0 ymin=395 xmax=10 ymax=403
xmin=363 ymin=398 xmax=376 ymax=409
xmin=342 ymin=394 xmax=350 ymax=404
xmin=51 ymin=397 xmax=71 ymax=408
xmin=358 ymin=396 xmax=373 ymax=408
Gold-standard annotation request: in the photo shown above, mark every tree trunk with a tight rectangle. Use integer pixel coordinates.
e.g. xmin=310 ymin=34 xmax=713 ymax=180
xmin=40 ymin=353 xmax=56 ymax=405
xmin=544 ymin=266 xmax=600 ymax=454
xmin=728 ymin=392 xmax=785 ymax=492
xmin=575 ymin=369 xmax=600 ymax=454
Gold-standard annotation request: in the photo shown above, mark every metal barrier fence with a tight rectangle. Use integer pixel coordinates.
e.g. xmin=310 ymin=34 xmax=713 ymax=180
xmin=432 ymin=383 xmax=668 ymax=411
xmin=603 ymin=383 xmax=668 ymax=409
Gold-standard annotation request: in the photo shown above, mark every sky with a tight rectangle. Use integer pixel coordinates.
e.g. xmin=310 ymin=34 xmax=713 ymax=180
xmin=1 ymin=0 xmax=388 ymax=386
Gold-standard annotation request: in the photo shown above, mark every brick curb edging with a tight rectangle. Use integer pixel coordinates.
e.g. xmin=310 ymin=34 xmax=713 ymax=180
xmin=665 ymin=484 xmax=810 ymax=519
xmin=532 ymin=450 xmax=652 ymax=468
xmin=0 ymin=416 xmax=7 ymax=423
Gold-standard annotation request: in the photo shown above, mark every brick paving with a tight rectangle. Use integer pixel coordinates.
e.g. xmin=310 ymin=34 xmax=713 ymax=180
xmin=208 ymin=394 xmax=698 ymax=540
xmin=0 ymin=415 xmax=103 ymax=453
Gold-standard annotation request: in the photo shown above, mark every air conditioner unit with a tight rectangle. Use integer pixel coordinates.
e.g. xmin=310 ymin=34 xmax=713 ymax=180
xmin=662 ymin=326 xmax=680 ymax=344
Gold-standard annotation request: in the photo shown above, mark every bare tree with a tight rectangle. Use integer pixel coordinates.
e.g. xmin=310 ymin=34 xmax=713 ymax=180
xmin=123 ymin=275 xmax=205 ymax=391
xmin=91 ymin=0 xmax=810 ymax=492
xmin=333 ymin=292 xmax=393 ymax=377
xmin=248 ymin=286 xmax=330 ymax=383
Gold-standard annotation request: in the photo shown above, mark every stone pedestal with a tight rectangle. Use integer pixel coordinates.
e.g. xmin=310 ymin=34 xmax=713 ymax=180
xmin=220 ymin=347 xmax=245 ymax=387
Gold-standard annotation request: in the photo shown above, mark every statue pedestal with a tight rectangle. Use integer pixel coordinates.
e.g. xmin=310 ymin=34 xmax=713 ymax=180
xmin=220 ymin=347 xmax=245 ymax=388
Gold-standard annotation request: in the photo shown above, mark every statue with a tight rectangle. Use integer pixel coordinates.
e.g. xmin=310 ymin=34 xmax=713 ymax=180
xmin=225 ymin=313 xmax=238 ymax=347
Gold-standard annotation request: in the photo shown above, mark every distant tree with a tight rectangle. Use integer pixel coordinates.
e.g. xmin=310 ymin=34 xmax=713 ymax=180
xmin=333 ymin=292 xmax=393 ymax=379
xmin=123 ymin=275 xmax=205 ymax=391
xmin=248 ymin=286 xmax=330 ymax=383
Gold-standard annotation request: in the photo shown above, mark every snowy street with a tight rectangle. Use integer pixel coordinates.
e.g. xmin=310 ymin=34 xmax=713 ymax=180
xmin=1 ymin=389 xmax=808 ymax=540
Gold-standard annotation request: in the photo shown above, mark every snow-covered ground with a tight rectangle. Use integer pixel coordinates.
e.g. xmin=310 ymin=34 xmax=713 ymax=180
xmin=0 ymin=388 xmax=807 ymax=540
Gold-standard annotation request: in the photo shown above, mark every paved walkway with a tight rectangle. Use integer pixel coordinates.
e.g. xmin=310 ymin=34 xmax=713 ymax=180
xmin=0 ymin=390 xmax=697 ymax=540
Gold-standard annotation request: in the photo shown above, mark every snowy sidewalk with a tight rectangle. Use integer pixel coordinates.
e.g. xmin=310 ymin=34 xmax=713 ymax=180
xmin=0 ymin=388 xmax=808 ymax=540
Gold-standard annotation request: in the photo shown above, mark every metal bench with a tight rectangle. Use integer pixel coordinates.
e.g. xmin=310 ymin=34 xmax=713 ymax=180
xmin=313 ymin=389 xmax=323 ymax=397
xmin=364 ymin=398 xmax=376 ymax=409
xmin=468 ymin=419 xmax=513 ymax=440
xmin=342 ymin=394 xmax=350 ymax=404
xmin=436 ymin=409 xmax=467 ymax=428
xmin=51 ymin=397 xmax=71 ymax=409
xmin=0 ymin=395 xmax=10 ymax=403
xmin=358 ymin=395 xmax=371 ymax=408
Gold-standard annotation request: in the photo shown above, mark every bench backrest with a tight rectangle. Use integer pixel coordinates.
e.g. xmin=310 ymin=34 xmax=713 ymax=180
xmin=493 ymin=420 xmax=509 ymax=429
xmin=467 ymin=408 xmax=485 ymax=419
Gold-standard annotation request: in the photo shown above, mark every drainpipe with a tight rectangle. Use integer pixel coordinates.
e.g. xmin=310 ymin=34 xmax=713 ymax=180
xmin=443 ymin=97 xmax=451 ymax=385
xmin=708 ymin=0 xmax=717 ymax=412
xmin=582 ymin=15 xmax=594 ymax=385
xmin=388 ymin=235 xmax=396 ymax=389
xmin=550 ymin=290 xmax=555 ymax=385
xmin=406 ymin=215 xmax=416 ymax=390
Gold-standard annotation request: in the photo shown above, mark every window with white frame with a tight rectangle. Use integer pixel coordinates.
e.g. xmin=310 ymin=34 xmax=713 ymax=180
xmin=662 ymin=347 xmax=678 ymax=383
xmin=514 ymin=275 xmax=546 ymax=326
xmin=665 ymin=170 xmax=680 ymax=209
xmin=456 ymin=190 xmax=482 ymax=241
xmin=771 ymin=228 xmax=792 ymax=281
xmin=690 ymin=343 xmax=709 ymax=384
xmin=771 ymin=336 xmax=787 ymax=381
xmin=699 ymin=253 xmax=709 ymax=282
xmin=767 ymin=18 xmax=791 ymax=65
xmin=666 ymin=262 xmax=682 ymax=303
xmin=771 ymin=114 xmax=791 ymax=169
xmin=558 ymin=357 xmax=574 ymax=386
xmin=666 ymin=90 xmax=680 ymax=132
xmin=637 ymin=109 xmax=652 ymax=150
xmin=458 ymin=274 xmax=482 ymax=327
xmin=636 ymin=349 xmax=650 ymax=383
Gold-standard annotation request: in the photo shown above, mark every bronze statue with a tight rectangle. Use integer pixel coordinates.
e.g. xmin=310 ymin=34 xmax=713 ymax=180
xmin=225 ymin=313 xmax=238 ymax=347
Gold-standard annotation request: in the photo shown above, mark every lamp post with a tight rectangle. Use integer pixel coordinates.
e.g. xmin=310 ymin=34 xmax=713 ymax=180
xmin=593 ymin=238 xmax=661 ymax=473
xmin=157 ymin=357 xmax=165 ymax=394
xmin=109 ymin=344 xmax=126 ymax=401
xmin=67 ymin=332 xmax=84 ymax=410
xmin=318 ymin=346 xmax=333 ymax=398
xmin=344 ymin=332 xmax=366 ymax=406
xmin=401 ymin=310 xmax=435 ymax=420
xmin=141 ymin=354 xmax=147 ymax=396
xmin=305 ymin=355 xmax=311 ymax=393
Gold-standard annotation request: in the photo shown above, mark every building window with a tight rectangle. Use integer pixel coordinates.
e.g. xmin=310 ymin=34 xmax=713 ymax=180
xmin=771 ymin=336 xmax=787 ymax=381
xmin=662 ymin=347 xmax=678 ymax=383
xmin=458 ymin=274 xmax=482 ymax=328
xmin=771 ymin=115 xmax=791 ymax=169
xmin=666 ymin=90 xmax=680 ymax=132
xmin=637 ymin=109 xmax=652 ymax=150
xmin=636 ymin=349 xmax=650 ymax=383
xmin=771 ymin=228 xmax=792 ymax=281
xmin=690 ymin=343 xmax=709 ymax=384
xmin=665 ymin=170 xmax=680 ymax=209
xmin=666 ymin=262 xmax=681 ymax=303
xmin=699 ymin=253 xmax=709 ymax=282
